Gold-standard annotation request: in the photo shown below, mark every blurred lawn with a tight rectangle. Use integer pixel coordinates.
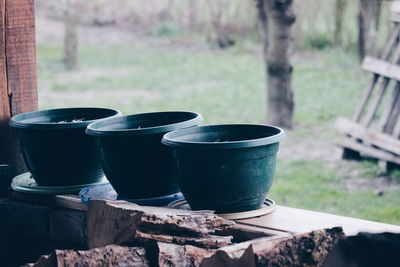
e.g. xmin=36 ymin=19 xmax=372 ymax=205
xmin=37 ymin=40 xmax=400 ymax=224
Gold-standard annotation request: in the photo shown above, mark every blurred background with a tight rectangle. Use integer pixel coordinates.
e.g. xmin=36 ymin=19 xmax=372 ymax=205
xmin=35 ymin=0 xmax=400 ymax=224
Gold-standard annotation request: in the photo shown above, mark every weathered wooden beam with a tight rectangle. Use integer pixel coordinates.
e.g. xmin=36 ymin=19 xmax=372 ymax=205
xmin=362 ymin=57 xmax=400 ymax=82
xmin=335 ymin=117 xmax=400 ymax=156
xmin=0 ymin=0 xmax=38 ymax=178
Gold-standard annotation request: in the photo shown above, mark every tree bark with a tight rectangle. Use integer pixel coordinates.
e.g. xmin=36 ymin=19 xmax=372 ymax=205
xmin=63 ymin=0 xmax=78 ymax=70
xmin=201 ymin=227 xmax=345 ymax=266
xmin=0 ymin=0 xmax=38 ymax=182
xmin=26 ymin=245 xmax=149 ymax=267
xmin=334 ymin=0 xmax=346 ymax=45
xmin=256 ymin=0 xmax=268 ymax=56
xmin=358 ymin=0 xmax=382 ymax=61
xmin=264 ymin=0 xmax=296 ymax=129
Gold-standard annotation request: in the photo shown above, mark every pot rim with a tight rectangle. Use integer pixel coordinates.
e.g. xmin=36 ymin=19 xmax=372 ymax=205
xmin=162 ymin=124 xmax=285 ymax=149
xmin=9 ymin=107 xmax=122 ymax=130
xmin=85 ymin=111 xmax=203 ymax=136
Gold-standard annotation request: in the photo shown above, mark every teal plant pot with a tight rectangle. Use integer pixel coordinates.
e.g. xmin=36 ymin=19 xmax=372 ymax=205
xmin=162 ymin=124 xmax=285 ymax=213
xmin=9 ymin=107 xmax=121 ymax=186
xmin=86 ymin=111 xmax=203 ymax=199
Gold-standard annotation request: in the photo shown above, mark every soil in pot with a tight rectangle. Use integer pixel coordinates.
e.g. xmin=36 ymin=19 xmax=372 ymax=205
xmin=162 ymin=124 xmax=285 ymax=214
xmin=86 ymin=111 xmax=203 ymax=199
xmin=9 ymin=107 xmax=122 ymax=186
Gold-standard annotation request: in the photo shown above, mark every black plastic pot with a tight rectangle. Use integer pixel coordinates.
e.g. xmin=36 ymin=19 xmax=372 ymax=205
xmin=86 ymin=111 xmax=203 ymax=199
xmin=0 ymin=164 xmax=12 ymax=196
xmin=9 ymin=107 xmax=121 ymax=186
xmin=162 ymin=124 xmax=285 ymax=214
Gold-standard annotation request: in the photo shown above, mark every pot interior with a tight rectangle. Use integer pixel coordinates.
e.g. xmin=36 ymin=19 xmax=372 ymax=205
xmin=88 ymin=111 xmax=201 ymax=132
xmin=13 ymin=108 xmax=119 ymax=124
xmin=168 ymin=125 xmax=282 ymax=142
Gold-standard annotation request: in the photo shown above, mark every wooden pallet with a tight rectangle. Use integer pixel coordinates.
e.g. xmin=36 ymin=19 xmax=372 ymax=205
xmin=336 ymin=7 xmax=400 ymax=169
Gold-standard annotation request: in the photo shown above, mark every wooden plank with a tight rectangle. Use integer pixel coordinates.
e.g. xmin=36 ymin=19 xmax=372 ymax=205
xmin=336 ymin=137 xmax=400 ymax=165
xmin=361 ymin=55 xmax=400 ymax=126
xmin=385 ymin=91 xmax=400 ymax=135
xmin=391 ymin=2 xmax=400 ymax=18
xmin=353 ymin=24 xmax=400 ymax=122
xmin=0 ymin=0 xmax=38 ymax=175
xmin=54 ymin=195 xmax=87 ymax=211
xmin=336 ymin=117 xmax=400 ymax=156
xmin=0 ymin=0 xmax=12 ymax=171
xmin=9 ymin=191 xmax=88 ymax=211
xmin=380 ymin=23 xmax=400 ymax=60
xmin=237 ymin=205 xmax=400 ymax=236
xmin=352 ymin=75 xmax=379 ymax=122
xmin=393 ymin=115 xmax=400 ymax=138
xmin=362 ymin=57 xmax=400 ymax=81
xmin=378 ymin=83 xmax=400 ymax=133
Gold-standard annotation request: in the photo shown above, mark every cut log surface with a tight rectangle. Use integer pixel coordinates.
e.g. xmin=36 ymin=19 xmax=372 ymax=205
xmin=26 ymin=245 xmax=148 ymax=267
xmin=87 ymin=200 xmax=235 ymax=249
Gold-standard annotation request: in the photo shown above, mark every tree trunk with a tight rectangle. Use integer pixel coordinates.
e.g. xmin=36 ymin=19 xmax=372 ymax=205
xmin=63 ymin=1 xmax=78 ymax=70
xmin=358 ymin=0 xmax=382 ymax=61
xmin=334 ymin=0 xmax=346 ymax=45
xmin=264 ymin=0 xmax=296 ymax=129
xmin=188 ymin=0 xmax=197 ymax=29
xmin=256 ymin=0 xmax=268 ymax=56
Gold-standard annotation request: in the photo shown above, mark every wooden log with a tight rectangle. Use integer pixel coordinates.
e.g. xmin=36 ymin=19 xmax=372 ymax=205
xmin=0 ymin=0 xmax=38 ymax=175
xmin=87 ymin=200 xmax=235 ymax=249
xmin=26 ymin=245 xmax=149 ymax=267
xmin=155 ymin=242 xmax=214 ymax=267
xmin=323 ymin=232 xmax=400 ymax=267
xmin=200 ymin=227 xmax=345 ymax=267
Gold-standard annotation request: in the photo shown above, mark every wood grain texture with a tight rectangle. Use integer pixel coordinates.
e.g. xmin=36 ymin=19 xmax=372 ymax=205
xmin=0 ymin=0 xmax=12 ymax=174
xmin=362 ymin=56 xmax=400 ymax=81
xmin=0 ymin=0 xmax=38 ymax=175
xmin=86 ymin=200 xmax=235 ymax=249
xmin=335 ymin=117 xmax=400 ymax=156
xmin=237 ymin=205 xmax=400 ymax=236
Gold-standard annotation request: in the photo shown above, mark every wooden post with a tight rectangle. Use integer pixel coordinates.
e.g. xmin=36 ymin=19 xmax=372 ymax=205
xmin=0 ymin=0 xmax=38 ymax=176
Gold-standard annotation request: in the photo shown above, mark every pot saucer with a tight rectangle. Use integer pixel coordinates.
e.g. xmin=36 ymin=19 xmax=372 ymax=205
xmin=11 ymin=172 xmax=108 ymax=195
xmin=79 ymin=182 xmax=184 ymax=206
xmin=168 ymin=198 xmax=276 ymax=220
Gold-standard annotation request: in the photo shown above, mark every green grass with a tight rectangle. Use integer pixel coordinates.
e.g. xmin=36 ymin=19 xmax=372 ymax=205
xmin=36 ymin=38 xmax=400 ymax=225
xmin=271 ymin=160 xmax=400 ymax=224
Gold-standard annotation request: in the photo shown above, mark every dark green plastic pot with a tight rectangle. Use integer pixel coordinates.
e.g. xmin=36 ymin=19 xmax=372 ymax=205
xmin=162 ymin=124 xmax=285 ymax=213
xmin=0 ymin=164 xmax=12 ymax=196
xmin=9 ymin=107 xmax=121 ymax=186
xmin=86 ymin=111 xmax=203 ymax=199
